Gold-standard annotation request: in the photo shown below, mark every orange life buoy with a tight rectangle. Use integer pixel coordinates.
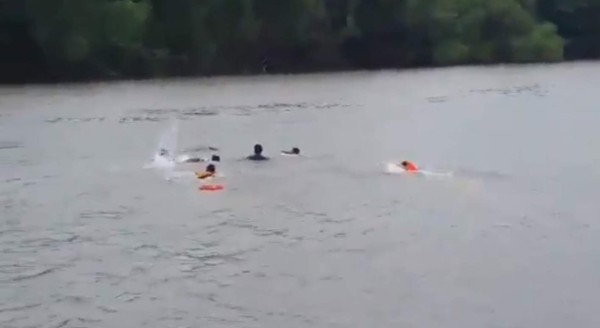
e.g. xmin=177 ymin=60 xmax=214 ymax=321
xmin=402 ymin=161 xmax=419 ymax=172
xmin=199 ymin=184 xmax=224 ymax=191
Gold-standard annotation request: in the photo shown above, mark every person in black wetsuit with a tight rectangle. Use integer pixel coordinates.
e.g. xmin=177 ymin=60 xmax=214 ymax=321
xmin=282 ymin=147 xmax=300 ymax=155
xmin=247 ymin=144 xmax=269 ymax=161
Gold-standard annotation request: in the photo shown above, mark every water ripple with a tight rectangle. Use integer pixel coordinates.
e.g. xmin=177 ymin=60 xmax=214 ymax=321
xmin=0 ymin=141 xmax=22 ymax=150
xmin=7 ymin=265 xmax=62 ymax=282
xmin=469 ymin=84 xmax=547 ymax=97
xmin=79 ymin=207 xmax=133 ymax=220
xmin=50 ymin=317 xmax=102 ymax=328
xmin=115 ymin=292 xmax=142 ymax=303
xmin=45 ymin=117 xmax=106 ymax=124
xmin=0 ymin=303 xmax=41 ymax=313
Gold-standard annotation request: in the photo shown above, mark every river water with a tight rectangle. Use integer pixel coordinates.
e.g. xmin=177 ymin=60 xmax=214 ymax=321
xmin=1 ymin=63 xmax=600 ymax=328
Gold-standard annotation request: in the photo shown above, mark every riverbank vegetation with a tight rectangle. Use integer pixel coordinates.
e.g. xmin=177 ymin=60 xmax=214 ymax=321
xmin=1 ymin=0 xmax=599 ymax=82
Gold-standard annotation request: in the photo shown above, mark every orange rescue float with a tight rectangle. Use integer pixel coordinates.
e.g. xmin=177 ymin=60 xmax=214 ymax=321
xmin=199 ymin=184 xmax=224 ymax=192
xmin=402 ymin=161 xmax=419 ymax=173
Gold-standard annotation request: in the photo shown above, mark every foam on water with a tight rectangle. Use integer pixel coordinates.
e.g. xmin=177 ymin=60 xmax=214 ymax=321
xmin=281 ymin=152 xmax=301 ymax=157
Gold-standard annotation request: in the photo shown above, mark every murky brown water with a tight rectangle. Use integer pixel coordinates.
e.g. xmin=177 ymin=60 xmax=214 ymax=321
xmin=1 ymin=63 xmax=600 ymax=328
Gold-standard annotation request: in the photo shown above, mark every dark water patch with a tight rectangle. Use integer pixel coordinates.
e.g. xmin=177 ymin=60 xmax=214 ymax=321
xmin=134 ymin=105 xmax=228 ymax=118
xmin=470 ymin=84 xmax=547 ymax=97
xmin=136 ymin=108 xmax=180 ymax=116
xmin=94 ymin=272 xmax=128 ymax=285
xmin=319 ymin=217 xmax=355 ymax=224
xmin=79 ymin=211 xmax=123 ymax=220
xmin=176 ymin=247 xmax=261 ymax=273
xmin=130 ymin=244 xmax=171 ymax=259
xmin=427 ymin=96 xmax=449 ymax=103
xmin=181 ymin=108 xmax=219 ymax=117
xmin=0 ymin=141 xmax=22 ymax=150
xmin=264 ymin=310 xmax=317 ymax=325
xmin=303 ymin=210 xmax=328 ymax=217
xmin=79 ymin=207 xmax=133 ymax=220
xmin=178 ymin=250 xmax=243 ymax=264
xmin=130 ymin=102 xmax=350 ymax=120
xmin=253 ymin=228 xmax=288 ymax=237
xmin=1 ymin=177 xmax=22 ymax=184
xmin=55 ymin=295 xmax=92 ymax=305
xmin=203 ymin=315 xmax=247 ymax=325
xmin=258 ymin=102 xmax=309 ymax=110
xmin=187 ymin=241 xmax=220 ymax=250
xmin=15 ymin=234 xmax=81 ymax=251
xmin=209 ymin=297 xmax=249 ymax=313
xmin=50 ymin=317 xmax=102 ymax=328
xmin=0 ymin=227 xmax=24 ymax=238
xmin=0 ymin=303 xmax=41 ymax=313
xmin=315 ymin=102 xmax=351 ymax=110
xmin=227 ymin=221 xmax=289 ymax=237
xmin=115 ymin=292 xmax=142 ymax=303
xmin=132 ymin=244 xmax=160 ymax=251
xmin=97 ymin=306 xmax=118 ymax=314
xmin=203 ymin=220 xmax=231 ymax=234
xmin=118 ymin=116 xmax=164 ymax=123
xmin=320 ymin=275 xmax=343 ymax=281
xmin=256 ymin=102 xmax=350 ymax=113
xmin=45 ymin=117 xmax=106 ymax=124
xmin=0 ymin=158 xmax=35 ymax=168
xmin=52 ymin=319 xmax=71 ymax=328
xmin=327 ymin=248 xmax=368 ymax=254
xmin=8 ymin=265 xmax=62 ymax=282
xmin=0 ymin=315 xmax=29 ymax=327
xmin=182 ymin=145 xmax=220 ymax=153
xmin=361 ymin=227 xmax=375 ymax=235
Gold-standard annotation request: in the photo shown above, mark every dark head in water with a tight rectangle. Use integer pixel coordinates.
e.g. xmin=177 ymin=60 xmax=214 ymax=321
xmin=206 ymin=164 xmax=216 ymax=173
xmin=254 ymin=144 xmax=263 ymax=155
xmin=211 ymin=155 xmax=221 ymax=162
xmin=159 ymin=148 xmax=169 ymax=157
xmin=247 ymin=144 xmax=269 ymax=161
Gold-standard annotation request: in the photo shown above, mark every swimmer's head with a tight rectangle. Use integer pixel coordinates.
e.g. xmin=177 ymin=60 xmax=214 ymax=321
xmin=159 ymin=149 xmax=169 ymax=157
xmin=211 ymin=155 xmax=221 ymax=162
xmin=292 ymin=147 xmax=300 ymax=155
xmin=254 ymin=144 xmax=263 ymax=155
xmin=206 ymin=164 xmax=216 ymax=173
xmin=401 ymin=161 xmax=408 ymax=167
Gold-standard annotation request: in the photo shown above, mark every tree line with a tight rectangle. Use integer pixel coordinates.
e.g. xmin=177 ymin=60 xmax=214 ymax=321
xmin=1 ymin=0 xmax=599 ymax=83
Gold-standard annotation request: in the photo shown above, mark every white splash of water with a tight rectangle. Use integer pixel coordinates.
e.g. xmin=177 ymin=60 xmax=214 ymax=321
xmin=384 ymin=162 xmax=453 ymax=178
xmin=144 ymin=119 xmax=179 ymax=169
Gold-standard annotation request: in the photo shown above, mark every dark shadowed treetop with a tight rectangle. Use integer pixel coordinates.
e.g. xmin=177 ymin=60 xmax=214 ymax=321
xmin=1 ymin=0 xmax=597 ymax=83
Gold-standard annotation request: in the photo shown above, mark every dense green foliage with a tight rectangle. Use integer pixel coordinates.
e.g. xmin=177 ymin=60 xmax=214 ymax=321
xmin=0 ymin=0 xmax=597 ymax=82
